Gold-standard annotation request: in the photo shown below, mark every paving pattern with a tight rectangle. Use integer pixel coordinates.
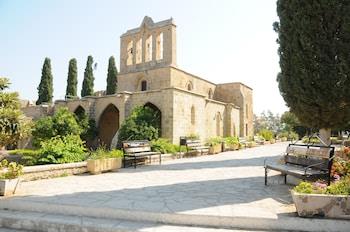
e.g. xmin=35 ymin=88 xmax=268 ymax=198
xmin=3 ymin=142 xmax=295 ymax=219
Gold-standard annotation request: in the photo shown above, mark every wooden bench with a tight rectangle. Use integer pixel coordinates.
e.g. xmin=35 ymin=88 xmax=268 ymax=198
xmin=264 ymin=144 xmax=335 ymax=185
xmin=180 ymin=137 xmax=209 ymax=156
xmin=122 ymin=140 xmax=161 ymax=168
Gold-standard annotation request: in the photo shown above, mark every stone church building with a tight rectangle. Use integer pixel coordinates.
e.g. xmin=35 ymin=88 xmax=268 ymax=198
xmin=25 ymin=16 xmax=253 ymax=148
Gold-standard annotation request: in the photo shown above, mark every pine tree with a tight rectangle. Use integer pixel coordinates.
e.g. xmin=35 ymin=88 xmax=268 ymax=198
xmin=66 ymin=58 xmax=78 ymax=99
xmin=106 ymin=56 xmax=118 ymax=95
xmin=36 ymin=58 xmax=53 ymax=105
xmin=274 ymin=0 xmax=350 ymax=144
xmin=81 ymin=56 xmax=94 ymax=97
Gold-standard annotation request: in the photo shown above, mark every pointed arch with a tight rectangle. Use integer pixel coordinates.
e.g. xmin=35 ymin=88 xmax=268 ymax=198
xmin=186 ymin=81 xmax=193 ymax=91
xmin=208 ymin=88 xmax=213 ymax=99
xmin=98 ymin=104 xmax=120 ymax=148
xmin=144 ymin=102 xmax=162 ymax=136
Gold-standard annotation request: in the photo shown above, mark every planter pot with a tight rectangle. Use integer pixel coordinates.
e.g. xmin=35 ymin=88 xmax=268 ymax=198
xmin=87 ymin=157 xmax=122 ymax=175
xmin=281 ymin=137 xmax=287 ymax=142
xmin=270 ymin=139 xmax=276 ymax=144
xmin=209 ymin=144 xmax=222 ymax=154
xmin=0 ymin=178 xmax=21 ymax=196
xmin=291 ymin=190 xmax=350 ymax=219
xmin=224 ymin=143 xmax=239 ymax=151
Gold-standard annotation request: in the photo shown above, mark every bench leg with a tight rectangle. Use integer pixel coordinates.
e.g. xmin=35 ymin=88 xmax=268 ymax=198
xmin=134 ymin=156 xmax=137 ymax=169
xmin=159 ymin=153 xmax=161 ymax=165
xmin=284 ymin=174 xmax=287 ymax=184
xmin=123 ymin=156 xmax=126 ymax=168
xmin=265 ymin=167 xmax=268 ymax=186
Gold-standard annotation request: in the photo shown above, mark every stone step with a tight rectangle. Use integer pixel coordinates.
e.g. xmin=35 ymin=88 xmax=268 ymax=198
xmin=1 ymin=200 xmax=349 ymax=232
xmin=0 ymin=209 xmax=261 ymax=232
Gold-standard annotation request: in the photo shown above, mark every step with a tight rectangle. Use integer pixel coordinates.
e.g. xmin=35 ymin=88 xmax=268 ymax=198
xmin=1 ymin=200 xmax=349 ymax=232
xmin=0 ymin=209 xmax=261 ymax=232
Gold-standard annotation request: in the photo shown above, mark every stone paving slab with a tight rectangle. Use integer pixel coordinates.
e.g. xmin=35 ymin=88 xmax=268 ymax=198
xmin=2 ymin=143 xmax=295 ymax=220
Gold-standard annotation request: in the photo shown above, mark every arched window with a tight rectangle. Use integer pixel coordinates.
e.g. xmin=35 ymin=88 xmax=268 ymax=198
xmin=208 ymin=88 xmax=213 ymax=99
xmin=191 ymin=106 xmax=195 ymax=125
xmin=127 ymin=41 xmax=133 ymax=65
xmin=186 ymin=81 xmax=193 ymax=91
xmin=141 ymin=80 xmax=147 ymax=91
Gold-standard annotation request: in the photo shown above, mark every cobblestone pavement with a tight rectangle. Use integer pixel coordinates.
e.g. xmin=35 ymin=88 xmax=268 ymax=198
xmin=5 ymin=142 xmax=295 ymax=219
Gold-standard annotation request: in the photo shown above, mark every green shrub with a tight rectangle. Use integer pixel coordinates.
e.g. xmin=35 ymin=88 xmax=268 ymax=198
xmin=32 ymin=107 xmax=82 ymax=147
xmin=117 ymin=106 xmax=161 ymax=146
xmin=38 ymin=135 xmax=87 ymax=164
xmin=151 ymin=138 xmax=177 ymax=154
xmin=89 ymin=147 xmax=124 ymax=160
xmin=326 ymin=176 xmax=350 ymax=195
xmin=302 ymin=136 xmax=320 ymax=144
xmin=224 ymin=136 xmax=239 ymax=145
xmin=258 ymin=129 xmax=274 ymax=141
xmin=8 ymin=149 xmax=41 ymax=166
xmin=0 ymin=160 xmax=23 ymax=179
xmin=294 ymin=182 xmax=313 ymax=194
xmin=277 ymin=131 xmax=299 ymax=141
xmin=206 ymin=137 xmax=223 ymax=146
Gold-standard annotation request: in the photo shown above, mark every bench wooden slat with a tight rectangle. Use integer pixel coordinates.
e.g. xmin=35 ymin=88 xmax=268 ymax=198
xmin=266 ymin=163 xmax=328 ymax=177
xmin=124 ymin=147 xmax=151 ymax=153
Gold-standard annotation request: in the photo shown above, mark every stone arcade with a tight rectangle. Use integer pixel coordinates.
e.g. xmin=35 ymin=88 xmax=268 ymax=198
xmin=23 ymin=16 xmax=254 ymax=148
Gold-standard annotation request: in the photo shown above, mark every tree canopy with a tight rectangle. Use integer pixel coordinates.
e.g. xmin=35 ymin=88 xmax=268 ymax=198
xmin=66 ymin=58 xmax=78 ymax=98
xmin=275 ymin=0 xmax=350 ymax=143
xmin=81 ymin=56 xmax=95 ymax=97
xmin=106 ymin=56 xmax=118 ymax=95
xmin=0 ymin=77 xmax=31 ymax=148
xmin=36 ymin=58 xmax=53 ymax=105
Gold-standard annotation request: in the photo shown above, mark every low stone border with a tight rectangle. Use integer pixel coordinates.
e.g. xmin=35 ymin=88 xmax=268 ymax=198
xmin=22 ymin=162 xmax=88 ymax=181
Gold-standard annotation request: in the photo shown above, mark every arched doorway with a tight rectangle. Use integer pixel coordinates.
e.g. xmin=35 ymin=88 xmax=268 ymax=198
xmin=74 ymin=105 xmax=85 ymax=120
xmin=144 ymin=102 xmax=162 ymax=137
xmin=98 ymin=104 xmax=120 ymax=148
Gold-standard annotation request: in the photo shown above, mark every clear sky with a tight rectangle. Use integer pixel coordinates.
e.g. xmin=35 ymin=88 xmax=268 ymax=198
xmin=0 ymin=0 xmax=288 ymax=114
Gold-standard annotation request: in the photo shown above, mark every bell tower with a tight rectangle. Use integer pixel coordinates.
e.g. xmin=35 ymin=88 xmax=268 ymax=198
xmin=119 ymin=16 xmax=177 ymax=74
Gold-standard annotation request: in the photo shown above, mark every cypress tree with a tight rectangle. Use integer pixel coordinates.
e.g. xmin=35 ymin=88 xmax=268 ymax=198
xmin=36 ymin=58 xmax=53 ymax=105
xmin=81 ymin=55 xmax=94 ymax=97
xmin=106 ymin=56 xmax=118 ymax=95
xmin=66 ymin=58 xmax=78 ymax=99
xmin=274 ymin=0 xmax=350 ymax=144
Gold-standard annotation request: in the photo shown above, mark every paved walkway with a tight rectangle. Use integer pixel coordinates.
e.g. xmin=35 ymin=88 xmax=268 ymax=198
xmin=2 ymin=142 xmax=295 ymax=220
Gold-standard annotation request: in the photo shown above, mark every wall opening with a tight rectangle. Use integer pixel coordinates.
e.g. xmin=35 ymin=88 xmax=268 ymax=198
xmin=127 ymin=41 xmax=133 ymax=66
xmin=136 ymin=38 xmax=143 ymax=64
xmin=144 ymin=102 xmax=162 ymax=136
xmin=216 ymin=112 xmax=222 ymax=137
xmin=141 ymin=80 xmax=147 ymax=91
xmin=74 ymin=105 xmax=85 ymax=119
xmin=186 ymin=81 xmax=193 ymax=91
xmin=191 ymin=106 xmax=195 ymax=125
xmin=208 ymin=88 xmax=213 ymax=99
xmin=156 ymin=32 xmax=163 ymax=60
xmin=98 ymin=104 xmax=120 ymax=149
xmin=145 ymin=35 xmax=153 ymax=62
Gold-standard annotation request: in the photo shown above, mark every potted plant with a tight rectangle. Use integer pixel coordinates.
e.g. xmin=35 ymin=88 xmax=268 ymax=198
xmin=207 ymin=137 xmax=223 ymax=154
xmin=291 ymin=176 xmax=350 ymax=219
xmin=87 ymin=148 xmax=123 ymax=174
xmin=0 ymin=160 xmax=23 ymax=196
xmin=224 ymin=137 xmax=240 ymax=151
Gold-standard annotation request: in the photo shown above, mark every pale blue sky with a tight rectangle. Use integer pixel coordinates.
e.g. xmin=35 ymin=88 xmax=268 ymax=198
xmin=0 ymin=0 xmax=288 ymax=114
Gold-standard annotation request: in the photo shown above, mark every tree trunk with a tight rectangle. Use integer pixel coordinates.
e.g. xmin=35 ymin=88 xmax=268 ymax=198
xmin=319 ymin=128 xmax=331 ymax=146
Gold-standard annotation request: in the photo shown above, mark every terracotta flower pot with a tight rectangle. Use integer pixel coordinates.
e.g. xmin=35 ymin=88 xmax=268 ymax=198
xmin=209 ymin=144 xmax=222 ymax=154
